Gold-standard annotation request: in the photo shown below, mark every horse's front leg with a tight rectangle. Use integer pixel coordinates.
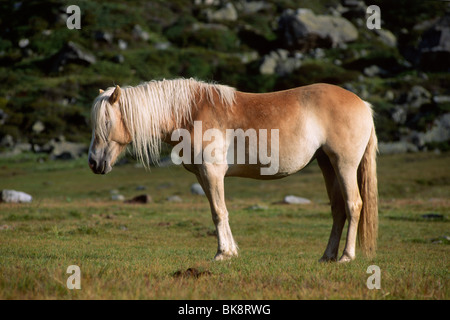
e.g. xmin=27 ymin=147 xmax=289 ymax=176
xmin=195 ymin=164 xmax=238 ymax=260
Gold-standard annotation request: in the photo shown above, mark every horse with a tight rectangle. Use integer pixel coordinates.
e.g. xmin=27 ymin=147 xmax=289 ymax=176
xmin=88 ymin=78 xmax=378 ymax=263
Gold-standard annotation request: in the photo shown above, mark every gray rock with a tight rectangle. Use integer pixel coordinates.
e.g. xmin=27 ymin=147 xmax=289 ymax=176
xmin=118 ymin=39 xmax=128 ymax=50
xmin=375 ymin=29 xmax=397 ymax=48
xmin=18 ymin=38 xmax=29 ymax=48
xmin=111 ymin=194 xmax=125 ymax=201
xmin=1 ymin=190 xmax=32 ymax=203
xmin=283 ymin=195 xmax=311 ymax=204
xmin=378 ymin=141 xmax=419 ymax=154
xmin=420 ymin=113 xmax=450 ymax=145
xmin=246 ymin=204 xmax=268 ymax=211
xmin=167 ymin=195 xmax=183 ymax=203
xmin=50 ymin=41 xmax=96 ymax=73
xmin=32 ymin=121 xmax=45 ymax=134
xmin=260 ymin=49 xmax=301 ymax=76
xmin=132 ymin=25 xmax=150 ymax=41
xmin=190 ymin=183 xmax=206 ymax=196
xmin=94 ymin=31 xmax=113 ymax=44
xmin=433 ymin=95 xmax=450 ymax=104
xmin=207 ymin=3 xmax=238 ymax=22
xmin=0 ymin=109 xmax=7 ymax=125
xmin=363 ymin=65 xmax=387 ymax=77
xmin=112 ymin=54 xmax=124 ymax=64
xmin=43 ymin=138 xmax=87 ymax=160
xmin=278 ymin=8 xmax=358 ymax=50
xmin=417 ymin=13 xmax=450 ymax=71
xmin=237 ymin=1 xmax=271 ymax=14
xmin=0 ymin=134 xmax=14 ymax=148
xmin=406 ymin=85 xmax=431 ymax=109
xmin=391 ymin=106 xmax=407 ymax=124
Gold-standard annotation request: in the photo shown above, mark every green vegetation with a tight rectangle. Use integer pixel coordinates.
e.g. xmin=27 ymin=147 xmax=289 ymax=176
xmin=0 ymin=153 xmax=448 ymax=299
xmin=0 ymin=0 xmax=448 ymax=148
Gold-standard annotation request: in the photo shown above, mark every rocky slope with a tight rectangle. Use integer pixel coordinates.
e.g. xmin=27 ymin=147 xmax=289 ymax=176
xmin=0 ymin=0 xmax=448 ymax=159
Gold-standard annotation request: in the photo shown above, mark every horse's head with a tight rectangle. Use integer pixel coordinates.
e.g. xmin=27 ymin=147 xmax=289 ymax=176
xmin=88 ymin=85 xmax=131 ymax=174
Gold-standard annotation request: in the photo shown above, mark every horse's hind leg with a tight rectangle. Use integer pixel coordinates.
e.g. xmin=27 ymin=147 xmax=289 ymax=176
xmin=317 ymin=150 xmax=346 ymax=262
xmin=326 ymin=152 xmax=363 ymax=263
xmin=195 ymin=164 xmax=238 ymax=260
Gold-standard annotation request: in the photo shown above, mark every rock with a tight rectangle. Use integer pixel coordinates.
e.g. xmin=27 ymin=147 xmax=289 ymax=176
xmin=391 ymin=106 xmax=407 ymax=124
xmin=49 ymin=41 xmax=96 ymax=73
xmin=135 ymin=185 xmax=147 ymax=191
xmin=433 ymin=95 xmax=450 ymax=104
xmin=340 ymin=0 xmax=367 ymax=20
xmin=378 ymin=141 xmax=419 ymax=154
xmin=417 ymin=13 xmax=450 ymax=71
xmin=132 ymin=25 xmax=150 ymax=41
xmin=406 ymin=85 xmax=431 ymax=109
xmin=246 ymin=204 xmax=268 ymax=211
xmin=363 ymin=65 xmax=387 ymax=77
xmin=0 ymin=109 xmax=8 ymax=125
xmin=118 ymin=39 xmax=128 ymax=50
xmin=32 ymin=121 xmax=45 ymax=134
xmin=125 ymin=194 xmax=152 ymax=204
xmin=277 ymin=8 xmax=358 ymax=51
xmin=419 ymin=113 xmax=450 ymax=146
xmin=237 ymin=1 xmax=271 ymax=14
xmin=167 ymin=195 xmax=183 ymax=203
xmin=207 ymin=3 xmax=238 ymax=22
xmin=154 ymin=42 xmax=171 ymax=50
xmin=94 ymin=31 xmax=113 ymax=44
xmin=375 ymin=29 xmax=397 ymax=48
xmin=260 ymin=49 xmax=301 ymax=76
xmin=190 ymin=183 xmax=206 ymax=196
xmin=18 ymin=38 xmax=29 ymax=48
xmin=42 ymin=137 xmax=87 ymax=160
xmin=0 ymin=134 xmax=14 ymax=148
xmin=111 ymin=194 xmax=125 ymax=201
xmin=112 ymin=54 xmax=124 ymax=64
xmin=1 ymin=190 xmax=32 ymax=203
xmin=283 ymin=195 xmax=311 ymax=204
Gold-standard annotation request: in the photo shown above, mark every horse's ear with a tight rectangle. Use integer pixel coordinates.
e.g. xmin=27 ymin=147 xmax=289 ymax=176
xmin=99 ymin=89 xmax=104 ymax=94
xmin=108 ymin=85 xmax=121 ymax=105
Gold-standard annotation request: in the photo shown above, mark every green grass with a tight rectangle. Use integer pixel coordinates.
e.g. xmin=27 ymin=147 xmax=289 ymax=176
xmin=0 ymin=152 xmax=449 ymax=299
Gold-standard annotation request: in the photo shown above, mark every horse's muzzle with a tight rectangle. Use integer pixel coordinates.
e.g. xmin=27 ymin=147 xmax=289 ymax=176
xmin=88 ymin=156 xmax=110 ymax=174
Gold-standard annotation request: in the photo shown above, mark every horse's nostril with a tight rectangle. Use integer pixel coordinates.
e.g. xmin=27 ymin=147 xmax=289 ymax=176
xmin=89 ymin=157 xmax=97 ymax=169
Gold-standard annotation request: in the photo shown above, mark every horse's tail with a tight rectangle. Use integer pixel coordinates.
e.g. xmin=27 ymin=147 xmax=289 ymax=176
xmin=358 ymin=102 xmax=378 ymax=258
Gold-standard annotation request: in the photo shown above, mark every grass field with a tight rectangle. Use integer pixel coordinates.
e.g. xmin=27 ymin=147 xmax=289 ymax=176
xmin=0 ymin=152 xmax=448 ymax=299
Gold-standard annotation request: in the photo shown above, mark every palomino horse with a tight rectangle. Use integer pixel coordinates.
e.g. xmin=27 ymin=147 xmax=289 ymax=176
xmin=88 ymin=78 xmax=378 ymax=263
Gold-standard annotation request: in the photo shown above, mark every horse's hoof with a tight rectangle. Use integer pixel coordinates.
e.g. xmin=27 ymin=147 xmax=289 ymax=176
xmin=338 ymin=253 xmax=354 ymax=263
xmin=319 ymin=256 xmax=337 ymax=263
xmin=214 ymin=252 xmax=237 ymax=261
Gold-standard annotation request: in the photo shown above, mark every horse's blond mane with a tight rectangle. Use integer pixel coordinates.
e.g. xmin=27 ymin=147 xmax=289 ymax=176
xmin=91 ymin=78 xmax=236 ymax=167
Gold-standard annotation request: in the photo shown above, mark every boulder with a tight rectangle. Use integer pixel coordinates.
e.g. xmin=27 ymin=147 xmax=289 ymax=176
xmin=260 ymin=49 xmax=301 ymax=76
xmin=43 ymin=137 xmax=87 ymax=160
xmin=378 ymin=141 xmax=419 ymax=154
xmin=132 ymin=25 xmax=150 ymax=41
xmin=190 ymin=183 xmax=206 ymax=196
xmin=277 ymin=8 xmax=358 ymax=51
xmin=417 ymin=13 xmax=450 ymax=71
xmin=206 ymin=3 xmax=238 ymax=22
xmin=49 ymin=41 xmax=96 ymax=73
xmin=405 ymin=85 xmax=432 ymax=109
xmin=1 ymin=190 xmax=32 ymax=203
xmin=167 ymin=195 xmax=183 ymax=203
xmin=0 ymin=109 xmax=8 ymax=125
xmin=283 ymin=195 xmax=311 ymax=204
